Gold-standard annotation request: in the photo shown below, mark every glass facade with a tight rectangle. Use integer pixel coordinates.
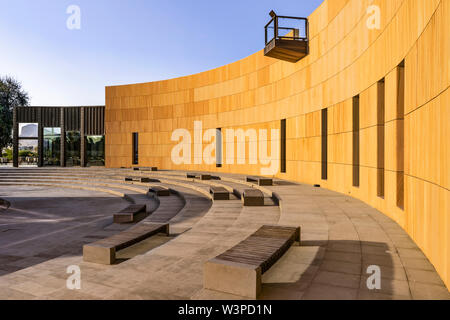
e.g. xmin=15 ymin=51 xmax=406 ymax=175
xmin=86 ymin=135 xmax=105 ymax=166
xmin=66 ymin=131 xmax=81 ymax=167
xmin=18 ymin=140 xmax=38 ymax=166
xmin=14 ymin=106 xmax=105 ymax=168
xmin=43 ymin=127 xmax=61 ymax=166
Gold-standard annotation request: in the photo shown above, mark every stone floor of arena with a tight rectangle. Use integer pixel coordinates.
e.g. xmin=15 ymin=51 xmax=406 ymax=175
xmin=0 ymin=167 xmax=448 ymax=300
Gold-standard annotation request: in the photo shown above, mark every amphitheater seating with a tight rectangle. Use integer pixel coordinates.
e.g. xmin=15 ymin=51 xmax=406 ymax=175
xmin=242 ymin=189 xmax=264 ymax=206
xmin=83 ymin=222 xmax=170 ymax=264
xmin=209 ymin=186 xmax=229 ymax=200
xmin=246 ymin=176 xmax=273 ymax=186
xmin=187 ymin=173 xmax=211 ymax=180
xmin=113 ymin=204 xmax=147 ymax=224
xmin=204 ymin=225 xmax=300 ymax=298
xmin=149 ymin=186 xmax=170 ymax=197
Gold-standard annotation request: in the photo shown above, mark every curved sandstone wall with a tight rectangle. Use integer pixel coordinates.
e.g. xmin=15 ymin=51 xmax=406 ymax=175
xmin=105 ymin=0 xmax=450 ymax=287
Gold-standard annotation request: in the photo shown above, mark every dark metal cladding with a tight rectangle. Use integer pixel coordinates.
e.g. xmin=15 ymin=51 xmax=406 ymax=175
xmin=84 ymin=106 xmax=105 ymax=135
xmin=64 ymin=107 xmax=81 ymax=131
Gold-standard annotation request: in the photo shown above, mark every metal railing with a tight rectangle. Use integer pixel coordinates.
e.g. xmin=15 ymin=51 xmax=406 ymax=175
xmin=265 ymin=15 xmax=309 ymax=45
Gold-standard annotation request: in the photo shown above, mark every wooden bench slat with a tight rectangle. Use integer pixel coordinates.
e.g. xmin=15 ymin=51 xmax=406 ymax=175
xmin=214 ymin=225 xmax=299 ymax=269
xmin=204 ymin=225 xmax=301 ymax=298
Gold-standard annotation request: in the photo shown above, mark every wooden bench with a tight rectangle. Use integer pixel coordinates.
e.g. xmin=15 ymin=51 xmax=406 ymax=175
xmin=204 ymin=225 xmax=300 ymax=298
xmin=113 ymin=204 xmax=146 ymax=224
xmin=242 ymin=189 xmax=264 ymax=206
xmin=246 ymin=176 xmax=273 ymax=186
xmin=139 ymin=167 xmax=158 ymax=172
xmin=209 ymin=186 xmax=229 ymax=200
xmin=187 ymin=173 xmax=211 ymax=180
xmin=140 ymin=177 xmax=160 ymax=183
xmin=125 ymin=176 xmax=158 ymax=183
xmin=83 ymin=222 xmax=170 ymax=264
xmin=149 ymin=186 xmax=170 ymax=197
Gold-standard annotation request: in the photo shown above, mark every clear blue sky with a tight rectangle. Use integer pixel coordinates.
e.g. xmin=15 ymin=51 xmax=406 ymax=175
xmin=0 ymin=0 xmax=322 ymax=106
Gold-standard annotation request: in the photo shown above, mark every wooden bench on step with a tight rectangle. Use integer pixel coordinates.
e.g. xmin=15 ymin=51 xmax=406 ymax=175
xmin=149 ymin=186 xmax=170 ymax=197
xmin=246 ymin=176 xmax=273 ymax=186
xmin=209 ymin=186 xmax=230 ymax=200
xmin=242 ymin=189 xmax=264 ymax=206
xmin=204 ymin=225 xmax=300 ymax=298
xmin=83 ymin=222 xmax=170 ymax=264
xmin=139 ymin=167 xmax=158 ymax=172
xmin=187 ymin=172 xmax=212 ymax=180
xmin=113 ymin=204 xmax=146 ymax=224
xmin=140 ymin=177 xmax=160 ymax=183
xmin=125 ymin=176 xmax=159 ymax=183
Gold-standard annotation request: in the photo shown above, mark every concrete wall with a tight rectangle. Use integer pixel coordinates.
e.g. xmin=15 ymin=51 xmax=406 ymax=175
xmin=105 ymin=0 xmax=450 ymax=287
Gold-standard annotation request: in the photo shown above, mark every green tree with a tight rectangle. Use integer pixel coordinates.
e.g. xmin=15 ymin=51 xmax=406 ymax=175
xmin=0 ymin=76 xmax=29 ymax=153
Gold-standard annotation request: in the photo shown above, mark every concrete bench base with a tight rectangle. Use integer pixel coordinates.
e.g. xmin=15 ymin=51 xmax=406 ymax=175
xmin=242 ymin=189 xmax=264 ymax=206
xmin=83 ymin=244 xmax=116 ymax=265
xmin=83 ymin=223 xmax=169 ymax=264
xmin=204 ymin=259 xmax=261 ymax=299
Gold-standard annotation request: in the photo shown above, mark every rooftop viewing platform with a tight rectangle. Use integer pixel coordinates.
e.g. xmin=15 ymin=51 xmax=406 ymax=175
xmin=264 ymin=11 xmax=309 ymax=63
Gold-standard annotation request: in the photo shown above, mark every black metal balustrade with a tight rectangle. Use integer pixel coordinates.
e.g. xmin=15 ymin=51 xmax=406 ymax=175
xmin=264 ymin=11 xmax=309 ymax=63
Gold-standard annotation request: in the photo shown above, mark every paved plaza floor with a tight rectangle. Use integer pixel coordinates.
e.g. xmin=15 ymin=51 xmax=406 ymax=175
xmin=0 ymin=168 xmax=448 ymax=300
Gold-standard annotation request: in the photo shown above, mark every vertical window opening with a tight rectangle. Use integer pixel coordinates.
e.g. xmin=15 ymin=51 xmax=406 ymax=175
xmin=321 ymin=109 xmax=328 ymax=180
xmin=132 ymin=132 xmax=138 ymax=165
xmin=216 ymin=128 xmax=222 ymax=168
xmin=352 ymin=96 xmax=360 ymax=187
xmin=281 ymin=119 xmax=286 ymax=173
xmin=377 ymin=79 xmax=385 ymax=198
xmin=397 ymin=61 xmax=405 ymax=209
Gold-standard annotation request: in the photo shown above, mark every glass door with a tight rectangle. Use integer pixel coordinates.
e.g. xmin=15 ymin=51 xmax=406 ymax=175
xmin=86 ymin=135 xmax=105 ymax=166
xmin=43 ymin=127 xmax=61 ymax=166
xmin=66 ymin=131 xmax=81 ymax=166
